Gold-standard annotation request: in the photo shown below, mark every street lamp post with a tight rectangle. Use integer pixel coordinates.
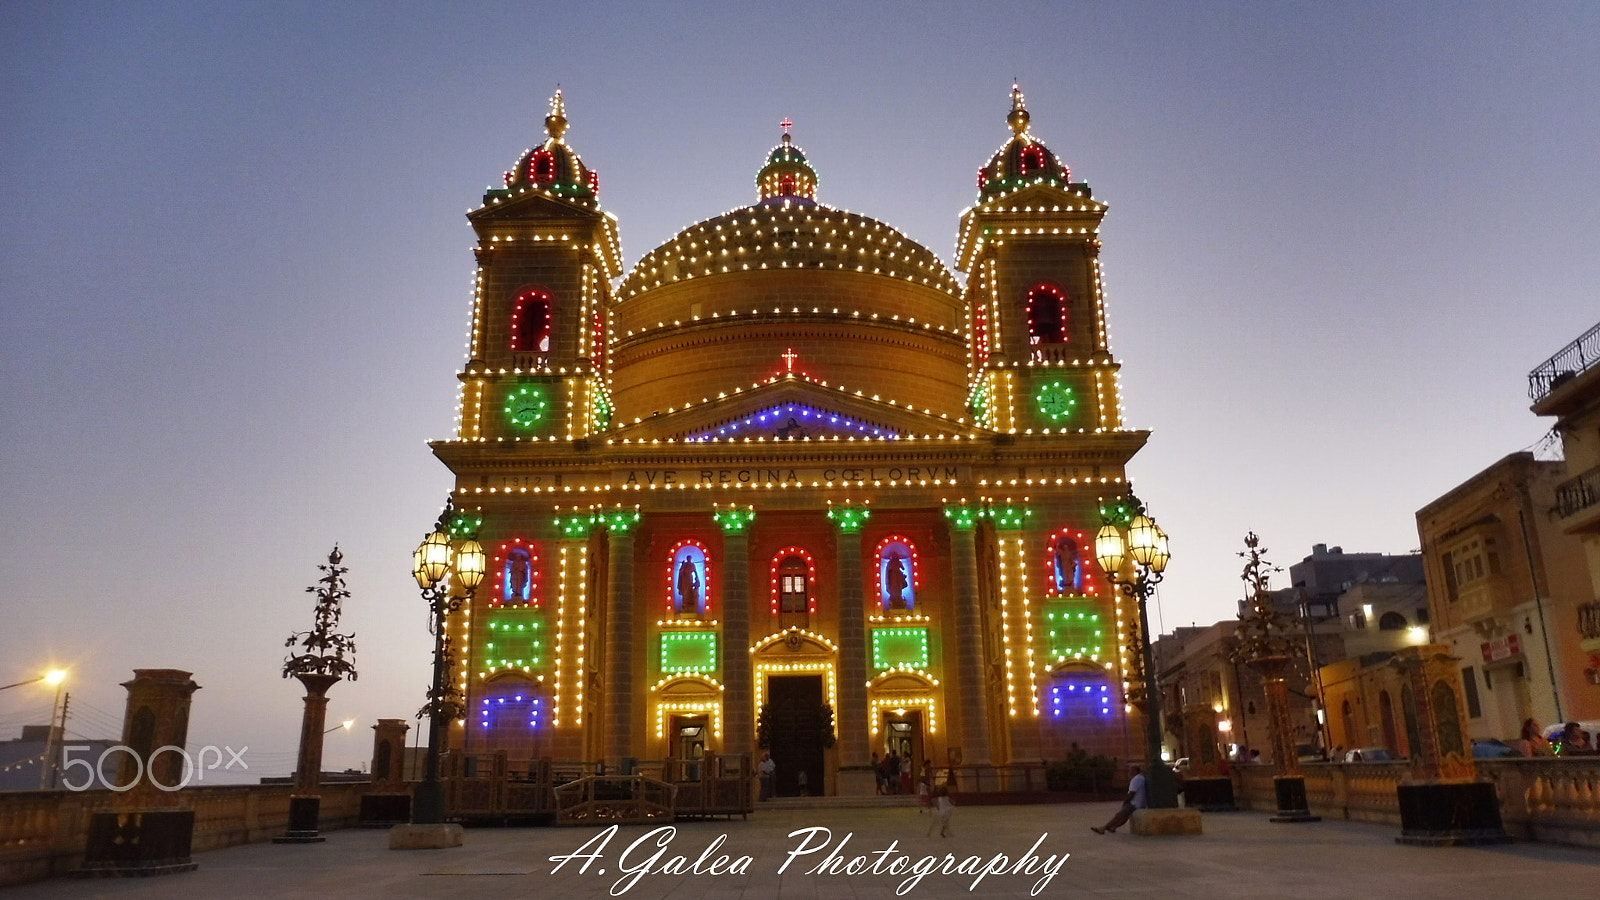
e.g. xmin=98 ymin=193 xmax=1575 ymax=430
xmin=408 ymin=500 xmax=486 ymax=828
xmin=1095 ymin=497 xmax=1179 ymax=810
xmin=3 ymin=670 xmax=71 ymax=790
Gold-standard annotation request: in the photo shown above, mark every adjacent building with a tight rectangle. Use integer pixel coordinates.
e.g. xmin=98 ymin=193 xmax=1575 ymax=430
xmin=425 ymin=87 xmax=1158 ymax=795
xmin=1415 ymin=452 xmax=1596 ymax=740
xmin=1531 ymin=320 xmax=1600 ymax=705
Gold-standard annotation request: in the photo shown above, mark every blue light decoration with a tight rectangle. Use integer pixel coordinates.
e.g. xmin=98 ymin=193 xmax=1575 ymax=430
xmin=1052 ymin=535 xmax=1085 ymax=594
xmin=503 ymin=546 xmax=534 ymax=605
xmin=479 ymin=687 xmax=541 ymax=730
xmin=670 ymin=542 xmax=709 ymax=615
xmin=687 ymin=403 xmax=897 ymax=442
xmin=1050 ymin=678 xmax=1112 ymax=719
xmin=877 ymin=539 xmax=918 ymax=611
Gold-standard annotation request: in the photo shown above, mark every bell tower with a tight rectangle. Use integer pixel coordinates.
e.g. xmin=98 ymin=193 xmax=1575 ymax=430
xmin=956 ymin=84 xmax=1123 ymax=437
xmin=461 ymin=89 xmax=624 ymax=443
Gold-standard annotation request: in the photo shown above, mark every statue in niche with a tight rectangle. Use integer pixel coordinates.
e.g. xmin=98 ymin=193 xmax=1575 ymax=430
xmin=776 ymin=417 xmax=809 ymax=439
xmin=885 ymin=551 xmax=909 ymax=610
xmin=677 ymin=555 xmax=702 ymax=614
xmin=507 ymin=550 xmax=532 ymax=604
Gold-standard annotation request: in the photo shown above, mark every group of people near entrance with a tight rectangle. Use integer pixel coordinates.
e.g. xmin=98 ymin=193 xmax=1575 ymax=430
xmin=871 ymin=751 xmax=920 ymax=795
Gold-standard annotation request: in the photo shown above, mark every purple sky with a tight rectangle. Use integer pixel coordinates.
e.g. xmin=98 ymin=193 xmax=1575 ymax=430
xmin=3 ymin=2 xmax=1596 ymax=774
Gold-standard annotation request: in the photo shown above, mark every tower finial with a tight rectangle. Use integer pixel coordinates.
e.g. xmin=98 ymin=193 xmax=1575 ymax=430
xmin=1007 ymin=82 xmax=1030 ymax=136
xmin=545 ymin=87 xmax=569 ymax=141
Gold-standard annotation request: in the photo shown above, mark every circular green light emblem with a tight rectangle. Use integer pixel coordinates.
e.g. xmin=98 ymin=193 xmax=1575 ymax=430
xmin=505 ymin=385 xmax=548 ymax=428
xmin=1034 ymin=381 xmax=1076 ymax=422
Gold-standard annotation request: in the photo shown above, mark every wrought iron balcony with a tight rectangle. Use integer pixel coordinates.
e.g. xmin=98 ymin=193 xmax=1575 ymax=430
xmin=1554 ymin=464 xmax=1600 ymax=523
xmin=1530 ymin=319 xmax=1600 ymax=403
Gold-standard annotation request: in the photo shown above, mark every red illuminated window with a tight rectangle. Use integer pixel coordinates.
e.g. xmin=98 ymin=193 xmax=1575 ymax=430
xmin=1026 ymin=285 xmax=1067 ymax=346
xmin=511 ymin=289 xmax=553 ymax=354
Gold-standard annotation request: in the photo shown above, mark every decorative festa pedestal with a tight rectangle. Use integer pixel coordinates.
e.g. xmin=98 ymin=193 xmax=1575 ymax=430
xmin=1270 ymin=775 xmax=1321 ymax=823
xmin=75 ymin=810 xmax=199 ymax=877
xmin=1181 ymin=776 xmax=1236 ymax=811
xmin=273 ymin=796 xmax=326 ymax=843
xmin=1395 ymin=781 xmax=1510 ymax=847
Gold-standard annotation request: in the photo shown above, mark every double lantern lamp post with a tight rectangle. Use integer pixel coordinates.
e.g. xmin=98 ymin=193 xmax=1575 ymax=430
xmin=1095 ymin=505 xmax=1178 ymax=809
xmin=409 ymin=504 xmax=487 ymax=826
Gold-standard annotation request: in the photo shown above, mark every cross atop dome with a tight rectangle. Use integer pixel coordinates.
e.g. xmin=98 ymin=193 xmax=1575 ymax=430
xmin=756 ymin=118 xmax=818 ymax=204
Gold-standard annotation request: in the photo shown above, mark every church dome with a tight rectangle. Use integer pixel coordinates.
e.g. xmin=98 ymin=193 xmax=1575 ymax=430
xmin=494 ymin=89 xmax=600 ymax=207
xmin=607 ymin=123 xmax=970 ymax=425
xmin=976 ymin=84 xmax=1071 ymax=199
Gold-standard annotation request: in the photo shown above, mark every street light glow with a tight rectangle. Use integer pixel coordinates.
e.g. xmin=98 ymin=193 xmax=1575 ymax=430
xmin=44 ymin=669 xmax=67 ymax=686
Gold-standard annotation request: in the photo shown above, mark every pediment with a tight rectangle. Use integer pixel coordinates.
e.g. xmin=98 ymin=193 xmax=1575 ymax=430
xmin=469 ymin=189 xmax=602 ymax=223
xmin=607 ymin=378 xmax=969 ymax=444
xmin=972 ymin=181 xmax=1103 ymax=214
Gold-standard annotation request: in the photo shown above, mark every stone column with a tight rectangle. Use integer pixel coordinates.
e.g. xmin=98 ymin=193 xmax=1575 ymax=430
xmin=371 ymin=719 xmax=410 ymax=790
xmin=291 ymin=674 xmax=340 ymax=795
xmin=945 ymin=504 xmax=992 ymax=766
xmin=829 ymin=505 xmax=872 ymax=794
xmin=600 ymin=508 xmax=641 ymax=768
xmin=715 ymin=506 xmax=756 ymax=759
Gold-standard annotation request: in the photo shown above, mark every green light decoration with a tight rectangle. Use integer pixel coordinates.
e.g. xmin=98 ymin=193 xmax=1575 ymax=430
xmin=597 ymin=508 xmax=642 ymax=534
xmin=554 ymin=514 xmax=595 ymax=539
xmin=827 ymin=505 xmax=871 ymax=533
xmin=504 ymin=384 xmax=548 ymax=429
xmin=660 ymin=632 xmax=718 ymax=675
xmin=593 ymin=390 xmax=613 ymax=429
xmin=1098 ymin=496 xmax=1137 ymax=528
xmin=987 ymin=504 xmax=1032 ymax=530
xmin=449 ymin=510 xmax=483 ymax=539
xmin=871 ymin=627 xmax=931 ymax=671
xmin=943 ymin=505 xmax=981 ymax=531
xmin=713 ymin=506 xmax=756 ymax=534
xmin=485 ymin=618 xmax=542 ymax=669
xmin=968 ymin=383 xmax=991 ymax=424
xmin=1033 ymin=380 xmax=1076 ymax=422
xmin=1045 ymin=606 xmax=1106 ymax=661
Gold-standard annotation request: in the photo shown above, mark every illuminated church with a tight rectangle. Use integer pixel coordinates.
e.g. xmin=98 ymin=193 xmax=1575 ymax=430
xmin=430 ymin=86 xmax=1150 ymax=795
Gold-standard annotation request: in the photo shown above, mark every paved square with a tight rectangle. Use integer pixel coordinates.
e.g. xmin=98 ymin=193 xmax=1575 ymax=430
xmin=14 ymin=802 xmax=1599 ymax=899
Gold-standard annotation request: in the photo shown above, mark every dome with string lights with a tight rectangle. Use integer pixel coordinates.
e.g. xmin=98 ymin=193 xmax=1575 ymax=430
xmin=492 ymin=89 xmax=601 ymax=207
xmin=609 ymin=121 xmax=970 ymax=424
xmin=976 ymin=84 xmax=1072 ymax=199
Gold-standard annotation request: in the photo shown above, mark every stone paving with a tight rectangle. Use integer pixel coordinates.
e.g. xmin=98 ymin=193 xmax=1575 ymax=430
xmin=14 ymin=801 xmax=1600 ymax=899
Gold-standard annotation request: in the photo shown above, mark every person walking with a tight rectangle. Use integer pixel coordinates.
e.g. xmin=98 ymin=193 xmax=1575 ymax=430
xmin=1091 ymin=765 xmax=1145 ymax=834
xmin=927 ymin=783 xmax=954 ymax=837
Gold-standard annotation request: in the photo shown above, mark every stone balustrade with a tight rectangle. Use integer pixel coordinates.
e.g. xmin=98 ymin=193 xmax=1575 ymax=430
xmin=0 ymin=781 xmax=370 ymax=887
xmin=1231 ymin=758 xmax=1600 ymax=847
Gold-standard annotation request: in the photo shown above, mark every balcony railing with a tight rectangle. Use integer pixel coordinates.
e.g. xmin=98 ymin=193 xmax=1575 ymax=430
xmin=1554 ymin=464 xmax=1600 ymax=522
xmin=1530 ymin=319 xmax=1600 ymax=403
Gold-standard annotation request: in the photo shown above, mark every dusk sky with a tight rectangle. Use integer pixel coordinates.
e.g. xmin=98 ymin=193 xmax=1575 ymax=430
xmin=3 ymin=2 xmax=1597 ymax=775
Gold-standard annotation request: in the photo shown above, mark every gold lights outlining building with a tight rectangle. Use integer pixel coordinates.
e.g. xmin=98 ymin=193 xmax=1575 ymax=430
xmin=429 ymin=86 xmax=1152 ymax=796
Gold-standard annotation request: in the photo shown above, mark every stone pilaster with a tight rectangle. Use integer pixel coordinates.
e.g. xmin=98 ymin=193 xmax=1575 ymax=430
xmin=552 ymin=511 xmax=597 ymax=759
xmin=715 ymin=505 xmax=756 ymax=758
xmin=945 ymin=504 xmax=992 ymax=765
xmin=600 ymin=508 xmax=641 ymax=767
xmin=828 ymin=504 xmax=871 ymax=791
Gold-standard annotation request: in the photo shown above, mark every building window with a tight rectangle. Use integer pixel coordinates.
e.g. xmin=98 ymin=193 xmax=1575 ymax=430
xmin=1026 ymin=285 xmax=1067 ymax=346
xmin=1048 ymin=530 xmax=1089 ymax=595
xmin=529 ymin=149 xmax=557 ymax=183
xmin=1461 ymin=666 xmax=1482 ymax=719
xmin=773 ymin=549 xmax=815 ymax=628
xmin=1378 ymin=612 xmax=1407 ymax=631
xmin=1019 ymin=144 xmax=1048 ymax=176
xmin=511 ymin=289 xmax=553 ymax=354
xmin=876 ymin=537 xmax=919 ymax=612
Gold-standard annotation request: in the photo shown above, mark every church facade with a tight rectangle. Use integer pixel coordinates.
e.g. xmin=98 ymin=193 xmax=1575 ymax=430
xmin=430 ymin=86 xmax=1151 ymax=795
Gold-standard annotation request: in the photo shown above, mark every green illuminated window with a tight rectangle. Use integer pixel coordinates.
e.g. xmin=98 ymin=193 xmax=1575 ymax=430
xmin=660 ymin=632 xmax=718 ymax=675
xmin=871 ymin=627 xmax=930 ymax=671
xmin=1045 ymin=605 xmax=1105 ymax=662
xmin=485 ymin=616 xmax=542 ymax=669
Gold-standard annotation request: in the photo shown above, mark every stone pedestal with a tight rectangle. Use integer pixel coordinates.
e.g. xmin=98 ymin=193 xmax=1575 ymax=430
xmin=272 ymin=797 xmax=326 ymax=844
xmin=1130 ymin=807 xmax=1203 ymax=836
xmin=836 ymin=765 xmax=877 ymax=797
xmin=76 ymin=810 xmax=199 ymax=877
xmin=1181 ymin=776 xmax=1236 ymax=811
xmin=389 ymin=823 xmax=465 ymax=850
xmin=1269 ymin=775 xmax=1321 ymax=823
xmin=1395 ymin=781 xmax=1510 ymax=846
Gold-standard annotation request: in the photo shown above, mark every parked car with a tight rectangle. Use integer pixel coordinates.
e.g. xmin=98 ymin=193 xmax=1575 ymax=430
xmin=1343 ymin=747 xmax=1394 ymax=762
xmin=1472 ymin=739 xmax=1518 ymax=759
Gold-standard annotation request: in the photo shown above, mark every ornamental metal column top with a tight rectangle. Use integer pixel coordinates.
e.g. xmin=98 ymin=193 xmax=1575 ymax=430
xmin=1228 ymin=532 xmax=1305 ymax=775
xmin=284 ymin=546 xmax=359 ymax=683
